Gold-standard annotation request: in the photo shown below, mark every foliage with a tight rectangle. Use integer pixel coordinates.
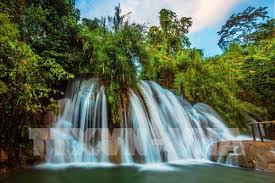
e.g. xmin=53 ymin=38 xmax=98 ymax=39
xmin=0 ymin=13 xmax=73 ymax=148
xmin=218 ymin=6 xmax=269 ymax=49
xmin=251 ymin=19 xmax=275 ymax=41
xmin=22 ymin=0 xmax=82 ymax=73
xmin=0 ymin=1 xmax=79 ymax=168
xmin=148 ymin=9 xmax=192 ymax=54
xmin=240 ymin=39 xmax=275 ymax=118
xmin=142 ymin=9 xmax=192 ymax=88
xmin=173 ymin=49 xmax=265 ymax=130
xmin=79 ymin=5 xmax=147 ymax=124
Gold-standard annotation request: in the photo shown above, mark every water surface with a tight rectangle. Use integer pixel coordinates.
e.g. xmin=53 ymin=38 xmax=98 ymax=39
xmin=1 ymin=163 xmax=274 ymax=183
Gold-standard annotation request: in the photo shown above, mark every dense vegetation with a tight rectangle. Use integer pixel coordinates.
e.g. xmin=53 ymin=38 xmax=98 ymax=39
xmin=0 ymin=1 xmax=274 ymax=171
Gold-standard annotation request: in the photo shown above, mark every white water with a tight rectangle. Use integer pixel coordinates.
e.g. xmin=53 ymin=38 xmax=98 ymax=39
xmin=46 ymin=78 xmax=235 ymax=165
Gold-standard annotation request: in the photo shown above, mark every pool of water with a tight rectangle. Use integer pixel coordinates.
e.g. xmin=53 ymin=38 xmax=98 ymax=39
xmin=1 ymin=163 xmax=274 ymax=183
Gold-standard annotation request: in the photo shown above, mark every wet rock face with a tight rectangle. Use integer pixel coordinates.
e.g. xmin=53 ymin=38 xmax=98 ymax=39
xmin=209 ymin=141 xmax=275 ymax=172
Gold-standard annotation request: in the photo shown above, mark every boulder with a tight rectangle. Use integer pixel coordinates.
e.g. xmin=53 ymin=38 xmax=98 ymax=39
xmin=209 ymin=141 xmax=275 ymax=172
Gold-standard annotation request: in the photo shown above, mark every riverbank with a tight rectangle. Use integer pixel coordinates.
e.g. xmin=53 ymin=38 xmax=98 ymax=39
xmin=0 ymin=112 xmax=55 ymax=176
xmin=209 ymin=140 xmax=275 ymax=172
xmin=0 ymin=148 xmax=44 ymax=177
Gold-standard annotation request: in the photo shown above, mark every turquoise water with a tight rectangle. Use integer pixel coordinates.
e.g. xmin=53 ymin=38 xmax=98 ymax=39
xmin=1 ymin=163 xmax=275 ymax=183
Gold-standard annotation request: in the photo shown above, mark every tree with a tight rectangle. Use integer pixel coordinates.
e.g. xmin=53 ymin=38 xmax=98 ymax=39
xmin=79 ymin=5 xmax=147 ymax=125
xmin=82 ymin=18 xmax=101 ymax=31
xmin=173 ymin=49 xmax=265 ymax=130
xmin=0 ymin=13 xmax=73 ymax=162
xmin=108 ymin=3 xmax=131 ymax=32
xmin=251 ymin=19 xmax=275 ymax=41
xmin=143 ymin=9 xmax=192 ymax=88
xmin=241 ymin=39 xmax=275 ymax=118
xmin=148 ymin=9 xmax=192 ymax=54
xmin=22 ymin=0 xmax=82 ymax=73
xmin=218 ymin=6 xmax=269 ymax=49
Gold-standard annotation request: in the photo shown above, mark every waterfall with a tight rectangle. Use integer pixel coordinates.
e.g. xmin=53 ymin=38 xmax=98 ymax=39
xmin=46 ymin=78 xmax=234 ymax=164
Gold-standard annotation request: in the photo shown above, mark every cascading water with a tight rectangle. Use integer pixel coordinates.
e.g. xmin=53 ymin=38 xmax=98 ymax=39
xmin=46 ymin=78 xmax=234 ymax=165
